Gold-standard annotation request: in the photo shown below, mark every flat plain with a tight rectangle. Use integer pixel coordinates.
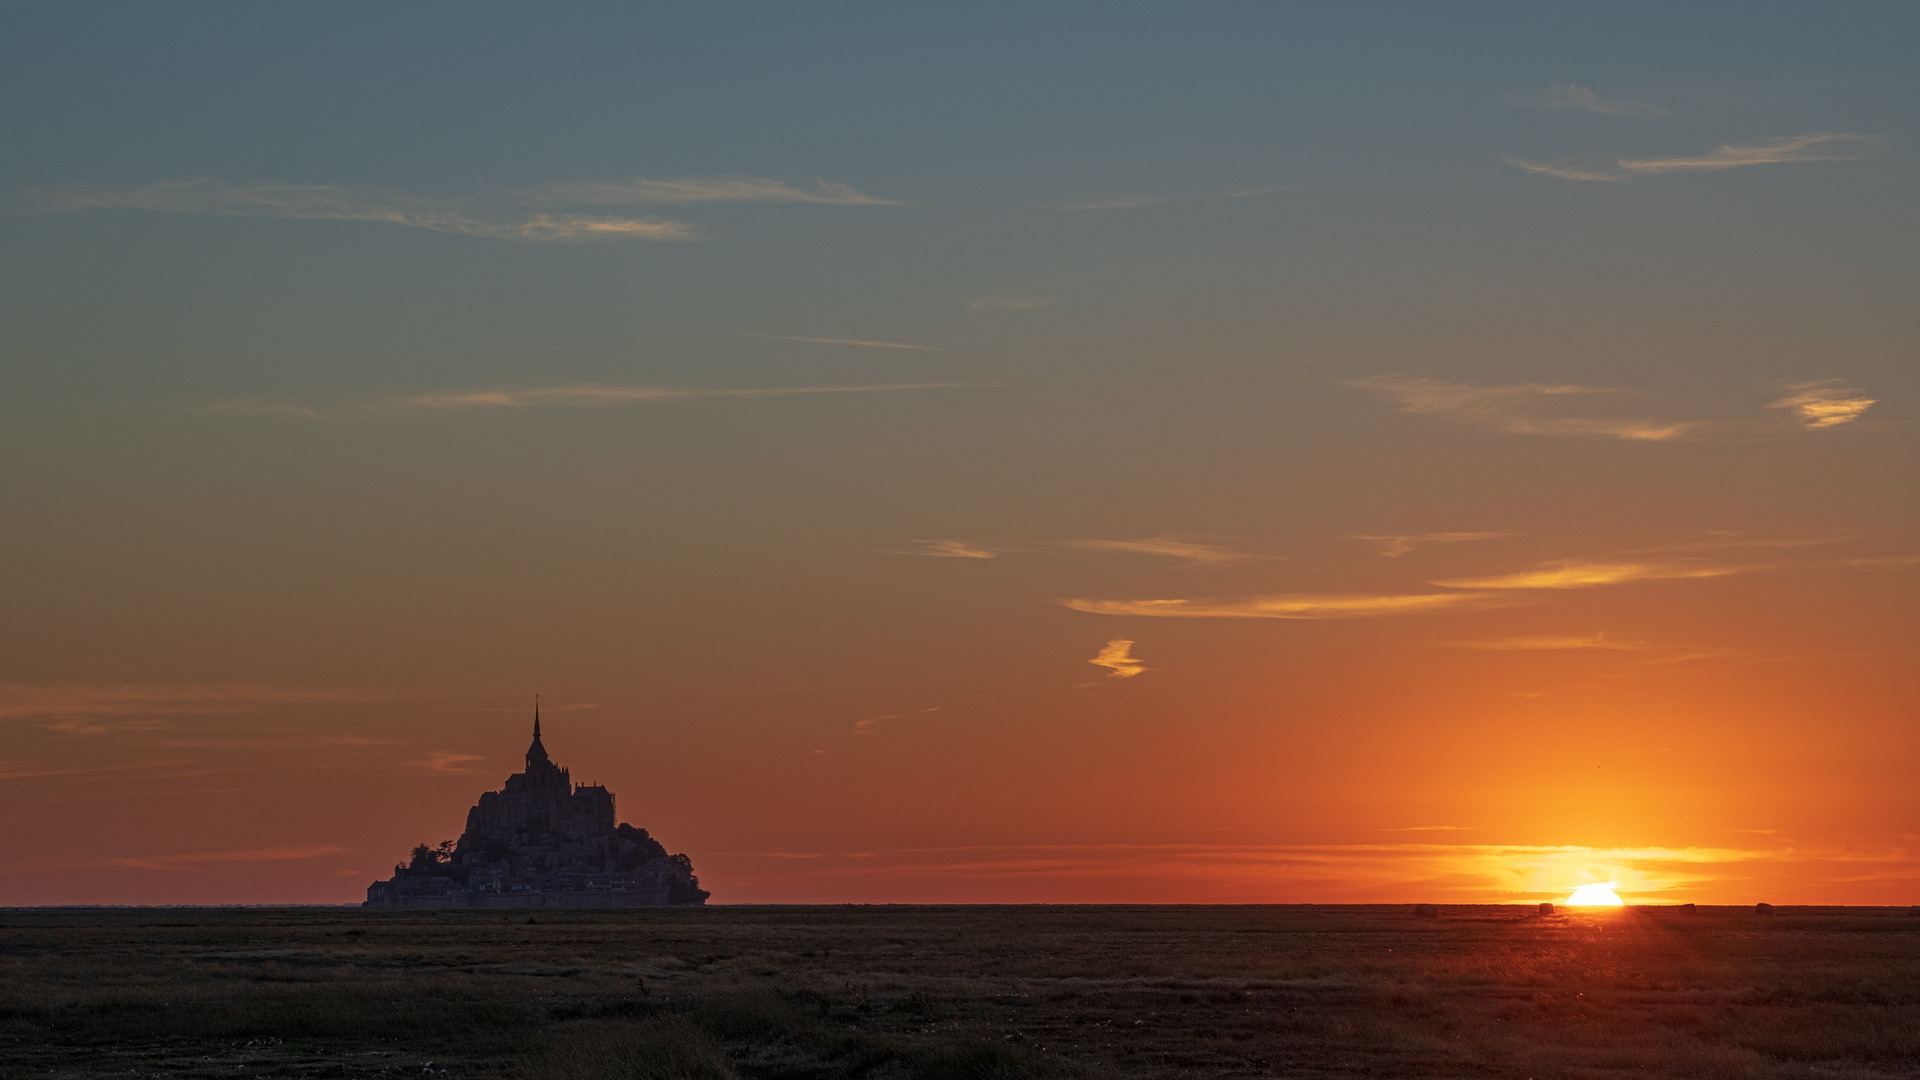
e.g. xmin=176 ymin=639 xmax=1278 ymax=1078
xmin=3 ymin=905 xmax=1917 ymax=1080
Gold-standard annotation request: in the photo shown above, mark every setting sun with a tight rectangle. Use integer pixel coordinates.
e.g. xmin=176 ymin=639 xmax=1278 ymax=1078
xmin=1566 ymin=884 xmax=1625 ymax=907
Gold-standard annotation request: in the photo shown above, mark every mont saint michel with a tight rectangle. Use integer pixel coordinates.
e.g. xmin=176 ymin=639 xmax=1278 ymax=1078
xmin=364 ymin=710 xmax=708 ymax=908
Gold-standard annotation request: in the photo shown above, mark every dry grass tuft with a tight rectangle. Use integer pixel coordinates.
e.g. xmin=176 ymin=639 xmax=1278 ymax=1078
xmin=536 ymin=1017 xmax=737 ymax=1080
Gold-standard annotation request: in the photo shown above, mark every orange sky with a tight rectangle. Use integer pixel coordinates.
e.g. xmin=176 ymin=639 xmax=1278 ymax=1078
xmin=2 ymin=6 xmax=1916 ymax=906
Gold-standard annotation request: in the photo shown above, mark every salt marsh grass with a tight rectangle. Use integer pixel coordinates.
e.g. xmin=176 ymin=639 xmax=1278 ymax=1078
xmin=2 ymin=905 xmax=1916 ymax=1079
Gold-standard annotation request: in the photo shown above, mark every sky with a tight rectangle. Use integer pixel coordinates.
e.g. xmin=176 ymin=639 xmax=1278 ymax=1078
xmin=3 ymin=2 xmax=1917 ymax=906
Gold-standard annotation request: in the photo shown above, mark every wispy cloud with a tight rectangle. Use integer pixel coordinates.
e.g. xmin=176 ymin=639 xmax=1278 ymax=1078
xmin=1060 ymin=536 xmax=1273 ymax=565
xmin=741 ymin=333 xmax=941 ymax=351
xmin=104 ymin=844 xmax=345 ymax=871
xmin=209 ymin=381 xmax=991 ymax=423
xmin=899 ymin=539 xmax=998 ymax=559
xmin=25 ymin=173 xmax=897 ymax=242
xmin=1063 ymin=592 xmax=1495 ymax=620
xmin=1771 ymin=380 xmax=1875 ymax=428
xmin=1503 ymin=158 xmax=1633 ymax=183
xmin=1051 ymin=186 xmax=1281 ymax=211
xmin=1844 ymin=555 xmax=1920 ymax=569
xmin=1059 ymin=194 xmax=1167 ymax=210
xmin=0 ymin=757 xmax=191 ymax=781
xmin=1515 ymin=82 xmax=1665 ymax=117
xmin=0 ymin=682 xmax=390 ymax=722
xmin=1508 ymin=132 xmax=1885 ymax=183
xmin=410 ymin=752 xmax=484 ymax=774
xmin=1620 ymin=133 xmax=1885 ymax=173
xmin=1647 ymin=531 xmax=1848 ymax=554
xmin=1348 ymin=375 xmax=1706 ymax=441
xmin=1351 ymin=532 xmax=1509 ymax=558
xmin=1434 ymin=559 xmax=1768 ymax=590
xmin=1088 ymin=640 xmax=1147 ymax=678
xmin=1450 ymin=633 xmax=1650 ymax=651
xmin=27 ymin=179 xmax=697 ymax=241
xmin=523 ymin=176 xmax=897 ymax=205
xmin=1451 ymin=634 xmax=1740 ymax=666
xmin=854 ymin=708 xmax=939 ymax=735
xmin=970 ymin=296 xmax=1057 ymax=311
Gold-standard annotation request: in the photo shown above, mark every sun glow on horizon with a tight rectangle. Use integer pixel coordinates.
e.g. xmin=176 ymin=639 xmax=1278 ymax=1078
xmin=1565 ymin=883 xmax=1625 ymax=907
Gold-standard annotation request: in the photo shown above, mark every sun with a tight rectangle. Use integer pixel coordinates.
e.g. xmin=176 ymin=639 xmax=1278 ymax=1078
xmin=1565 ymin=883 xmax=1624 ymax=906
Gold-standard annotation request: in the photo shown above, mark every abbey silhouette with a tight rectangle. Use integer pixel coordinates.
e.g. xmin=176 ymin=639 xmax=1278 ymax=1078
xmin=364 ymin=705 xmax=707 ymax=907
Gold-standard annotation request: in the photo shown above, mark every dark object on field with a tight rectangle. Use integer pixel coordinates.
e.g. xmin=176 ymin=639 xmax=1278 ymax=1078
xmin=1755 ymin=903 xmax=1775 ymax=915
xmin=364 ymin=704 xmax=709 ymax=909
xmin=1538 ymin=902 xmax=1554 ymax=914
xmin=1679 ymin=903 xmax=1696 ymax=914
xmin=1413 ymin=904 xmax=1439 ymax=918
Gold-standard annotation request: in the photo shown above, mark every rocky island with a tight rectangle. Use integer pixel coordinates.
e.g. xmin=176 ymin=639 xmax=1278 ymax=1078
xmin=364 ymin=710 xmax=708 ymax=908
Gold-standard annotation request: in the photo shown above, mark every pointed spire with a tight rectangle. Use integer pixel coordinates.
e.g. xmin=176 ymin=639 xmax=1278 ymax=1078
xmin=526 ymin=695 xmax=551 ymax=767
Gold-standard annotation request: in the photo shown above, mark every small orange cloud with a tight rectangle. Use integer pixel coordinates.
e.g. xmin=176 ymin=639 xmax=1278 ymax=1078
xmin=1771 ymin=381 xmax=1874 ymax=428
xmin=1088 ymin=640 xmax=1147 ymax=678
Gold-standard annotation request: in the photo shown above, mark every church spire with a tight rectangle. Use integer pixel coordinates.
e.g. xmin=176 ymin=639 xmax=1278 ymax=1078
xmin=526 ymin=695 xmax=551 ymax=767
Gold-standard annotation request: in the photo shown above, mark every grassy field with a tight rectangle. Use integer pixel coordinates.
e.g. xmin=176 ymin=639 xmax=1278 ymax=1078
xmin=3 ymin=905 xmax=1918 ymax=1080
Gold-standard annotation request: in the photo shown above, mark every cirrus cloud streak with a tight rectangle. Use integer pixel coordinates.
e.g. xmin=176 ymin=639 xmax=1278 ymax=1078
xmin=25 ymin=180 xmax=696 ymax=242
xmin=1515 ymin=82 xmax=1664 ymax=117
xmin=209 ymin=382 xmax=999 ymax=423
xmin=23 ymin=173 xmax=898 ymax=242
xmin=1063 ymin=592 xmax=1497 ymax=620
xmin=1352 ymin=532 xmax=1509 ymax=558
xmin=103 ymin=845 xmax=346 ymax=871
xmin=522 ymin=176 xmax=897 ymax=206
xmin=1060 ymin=537 xmax=1275 ymax=565
xmin=1348 ymin=375 xmax=1707 ymax=441
xmin=0 ymin=682 xmax=393 ymax=721
xmin=1508 ymin=132 xmax=1884 ymax=184
xmin=900 ymin=539 xmax=999 ymax=559
xmin=1433 ymin=559 xmax=1772 ymax=591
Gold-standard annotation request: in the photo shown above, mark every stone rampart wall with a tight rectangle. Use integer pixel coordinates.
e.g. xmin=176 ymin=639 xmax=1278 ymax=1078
xmin=370 ymin=889 xmax=675 ymax=909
